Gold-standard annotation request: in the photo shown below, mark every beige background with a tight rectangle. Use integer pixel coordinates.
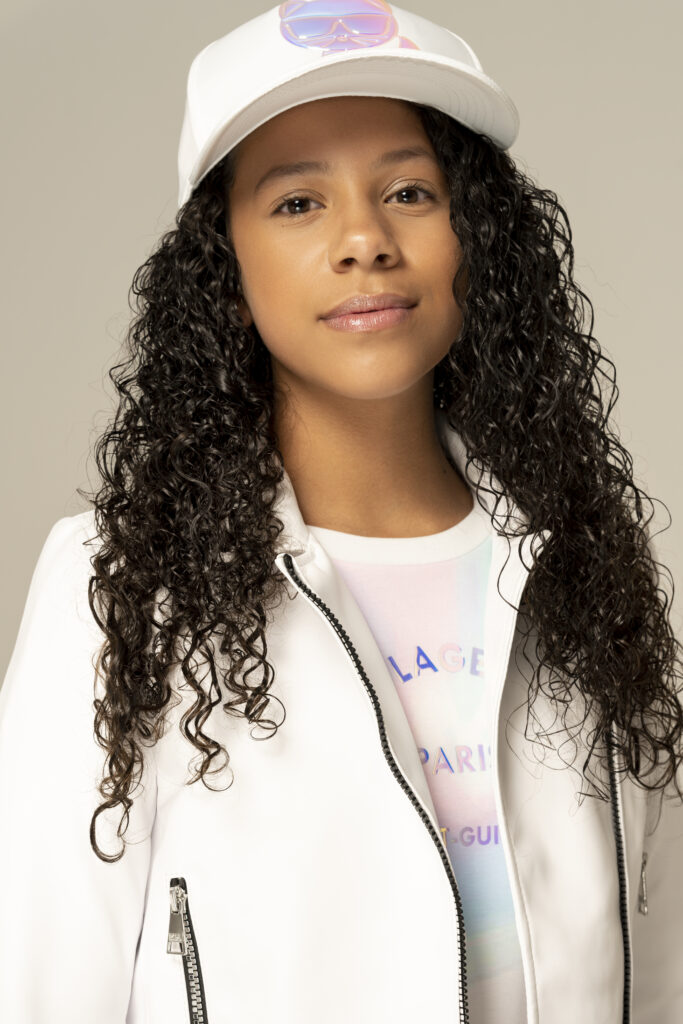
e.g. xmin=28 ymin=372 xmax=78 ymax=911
xmin=1 ymin=0 xmax=681 ymax=682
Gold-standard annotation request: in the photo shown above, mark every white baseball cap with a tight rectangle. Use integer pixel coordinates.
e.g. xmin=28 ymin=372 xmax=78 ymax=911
xmin=177 ymin=1 xmax=520 ymax=208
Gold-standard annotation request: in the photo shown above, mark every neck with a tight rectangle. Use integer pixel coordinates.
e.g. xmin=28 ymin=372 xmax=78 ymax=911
xmin=272 ymin=378 xmax=472 ymax=538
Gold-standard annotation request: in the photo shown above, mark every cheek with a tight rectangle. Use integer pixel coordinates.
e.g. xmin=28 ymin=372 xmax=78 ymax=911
xmin=413 ymin=215 xmax=459 ymax=272
xmin=236 ymin=233 xmax=301 ymax=329
xmin=239 ymin=254 xmax=313 ymax=363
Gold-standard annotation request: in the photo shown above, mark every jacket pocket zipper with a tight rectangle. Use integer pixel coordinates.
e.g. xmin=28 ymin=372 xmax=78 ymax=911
xmin=167 ymin=877 xmax=210 ymax=1023
xmin=637 ymin=851 xmax=648 ymax=915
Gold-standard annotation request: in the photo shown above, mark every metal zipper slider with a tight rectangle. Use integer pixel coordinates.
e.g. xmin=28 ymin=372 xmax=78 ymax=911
xmin=167 ymin=883 xmax=188 ymax=954
xmin=638 ymin=851 xmax=649 ymax=915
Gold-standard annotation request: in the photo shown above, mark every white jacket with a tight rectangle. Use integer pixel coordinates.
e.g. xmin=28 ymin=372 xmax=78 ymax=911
xmin=1 ymin=412 xmax=682 ymax=1024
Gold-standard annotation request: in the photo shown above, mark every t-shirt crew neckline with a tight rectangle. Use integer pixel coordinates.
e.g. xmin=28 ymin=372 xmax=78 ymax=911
xmin=305 ymin=495 xmax=492 ymax=565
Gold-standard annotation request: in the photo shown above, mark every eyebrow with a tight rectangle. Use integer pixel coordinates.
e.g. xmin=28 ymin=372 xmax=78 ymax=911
xmin=253 ymin=145 xmax=437 ymax=196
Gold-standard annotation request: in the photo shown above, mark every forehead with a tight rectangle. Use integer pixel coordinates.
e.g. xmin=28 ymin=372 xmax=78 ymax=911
xmin=232 ymin=96 xmax=426 ymax=167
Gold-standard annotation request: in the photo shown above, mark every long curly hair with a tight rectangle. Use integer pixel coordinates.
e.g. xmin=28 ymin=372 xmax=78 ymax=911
xmin=80 ymin=100 xmax=683 ymax=861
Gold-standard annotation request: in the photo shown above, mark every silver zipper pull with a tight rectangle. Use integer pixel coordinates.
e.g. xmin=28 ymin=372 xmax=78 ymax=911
xmin=167 ymin=883 xmax=187 ymax=954
xmin=638 ymin=851 xmax=649 ymax=915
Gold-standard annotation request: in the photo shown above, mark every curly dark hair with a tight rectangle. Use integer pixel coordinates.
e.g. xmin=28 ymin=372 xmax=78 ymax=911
xmin=79 ymin=100 xmax=683 ymax=862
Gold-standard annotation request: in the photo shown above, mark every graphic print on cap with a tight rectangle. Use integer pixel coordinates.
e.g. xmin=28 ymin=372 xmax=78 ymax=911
xmin=278 ymin=0 xmax=419 ymax=55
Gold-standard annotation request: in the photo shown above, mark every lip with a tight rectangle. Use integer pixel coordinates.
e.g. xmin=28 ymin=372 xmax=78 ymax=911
xmin=321 ymin=306 xmax=415 ymax=333
xmin=320 ymin=292 xmax=417 ymax=319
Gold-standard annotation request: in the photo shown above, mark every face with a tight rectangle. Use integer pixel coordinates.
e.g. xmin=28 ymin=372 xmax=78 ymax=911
xmin=226 ymin=95 xmax=465 ymax=406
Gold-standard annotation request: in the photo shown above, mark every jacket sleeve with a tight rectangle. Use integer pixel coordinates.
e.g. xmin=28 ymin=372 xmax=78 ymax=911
xmin=631 ymin=763 xmax=683 ymax=1021
xmin=0 ymin=514 xmax=156 ymax=1023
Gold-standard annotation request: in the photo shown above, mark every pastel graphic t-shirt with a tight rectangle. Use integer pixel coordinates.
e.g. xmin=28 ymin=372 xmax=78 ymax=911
xmin=307 ymin=498 xmax=527 ymax=1023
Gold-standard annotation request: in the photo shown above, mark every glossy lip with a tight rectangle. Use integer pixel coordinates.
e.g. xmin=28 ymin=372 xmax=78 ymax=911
xmin=321 ymin=305 xmax=415 ymax=333
xmin=320 ymin=292 xmax=417 ymax=319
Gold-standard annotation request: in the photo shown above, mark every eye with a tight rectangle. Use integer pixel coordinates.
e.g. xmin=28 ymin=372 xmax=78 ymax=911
xmin=271 ymin=181 xmax=436 ymax=218
xmin=272 ymin=195 xmax=322 ymax=217
xmin=388 ymin=182 xmax=436 ymax=205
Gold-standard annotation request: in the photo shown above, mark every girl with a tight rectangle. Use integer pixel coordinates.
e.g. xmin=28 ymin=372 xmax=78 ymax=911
xmin=1 ymin=3 xmax=681 ymax=1022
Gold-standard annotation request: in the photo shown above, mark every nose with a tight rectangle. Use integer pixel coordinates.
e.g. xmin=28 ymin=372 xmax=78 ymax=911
xmin=327 ymin=198 xmax=401 ymax=272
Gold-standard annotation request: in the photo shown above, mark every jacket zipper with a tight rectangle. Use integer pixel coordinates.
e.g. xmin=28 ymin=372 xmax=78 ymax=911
xmin=606 ymin=724 xmax=632 ymax=1024
xmin=167 ymin=877 xmax=210 ymax=1023
xmin=281 ymin=553 xmax=470 ymax=1024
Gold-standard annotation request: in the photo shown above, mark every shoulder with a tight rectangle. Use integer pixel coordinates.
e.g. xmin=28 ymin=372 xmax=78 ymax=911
xmin=36 ymin=508 xmax=100 ymax=568
xmin=8 ymin=510 xmax=105 ymax=682
xmin=30 ymin=508 xmax=101 ymax=593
